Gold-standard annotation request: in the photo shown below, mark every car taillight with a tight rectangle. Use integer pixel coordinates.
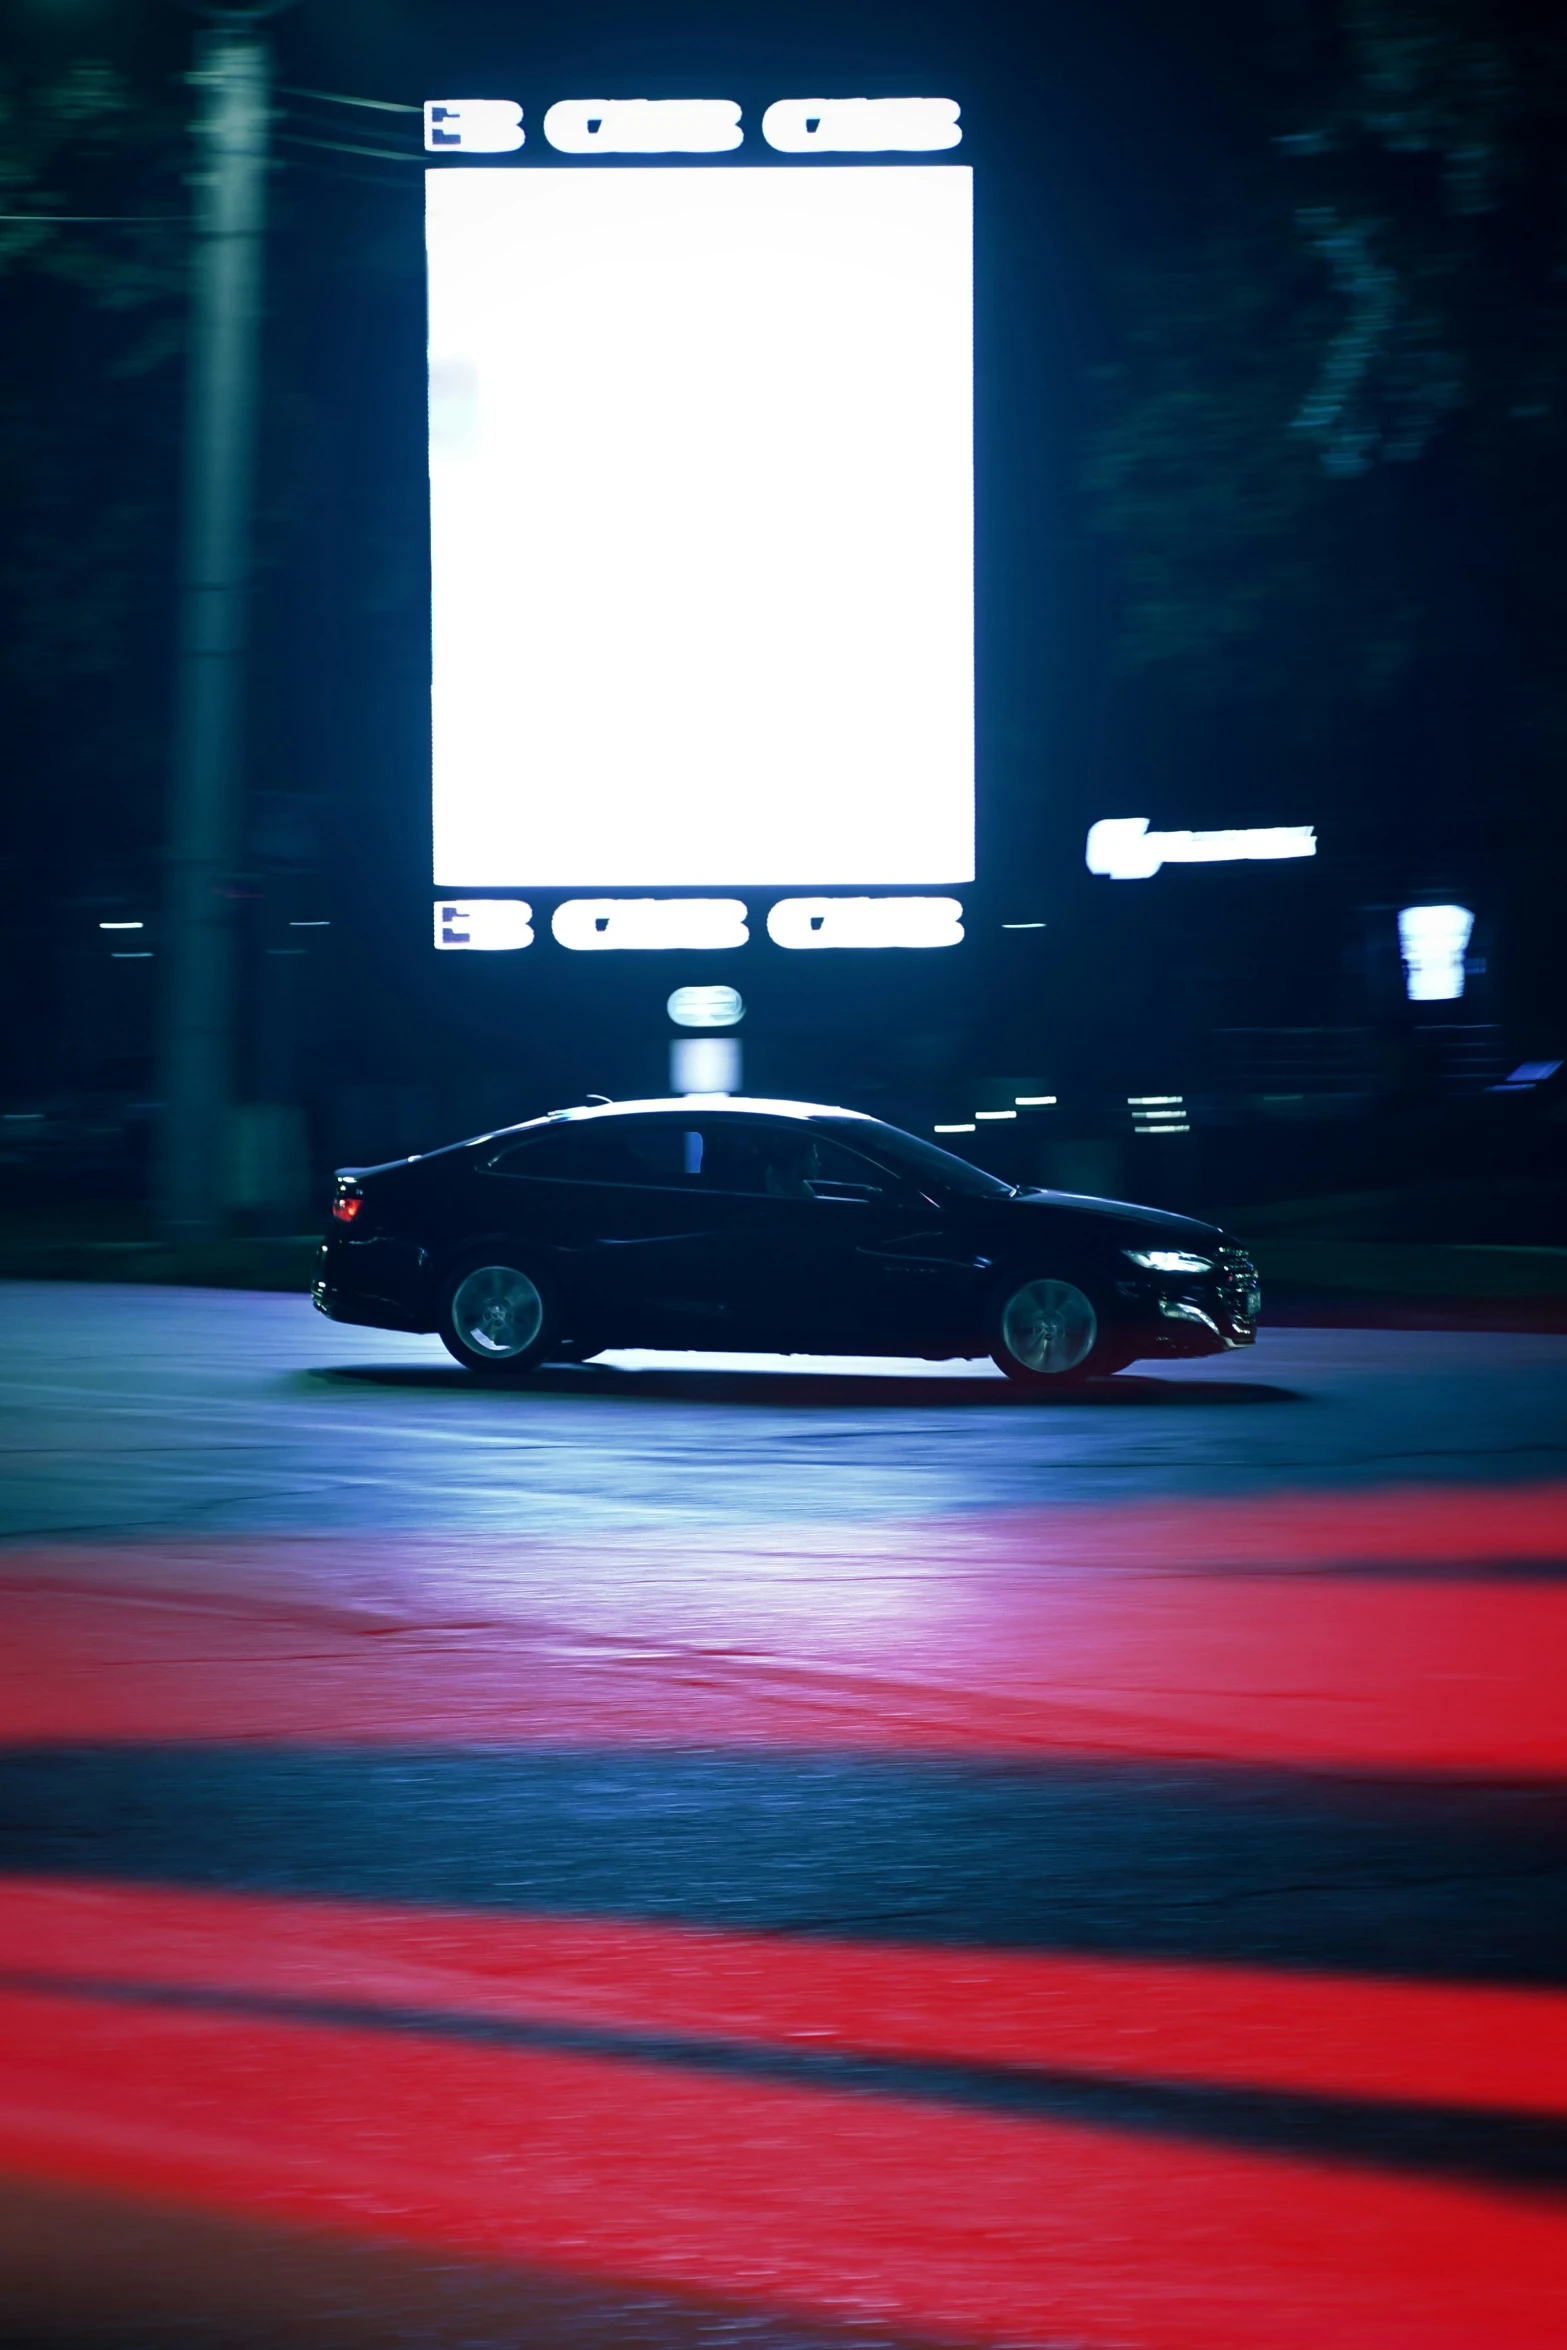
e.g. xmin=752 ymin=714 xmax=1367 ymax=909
xmin=332 ymin=1193 xmax=363 ymax=1223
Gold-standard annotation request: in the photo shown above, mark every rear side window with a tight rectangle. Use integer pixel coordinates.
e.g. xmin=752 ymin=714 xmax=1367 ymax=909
xmin=489 ymin=1119 xmax=703 ymax=1185
xmin=488 ymin=1124 xmax=624 ymax=1181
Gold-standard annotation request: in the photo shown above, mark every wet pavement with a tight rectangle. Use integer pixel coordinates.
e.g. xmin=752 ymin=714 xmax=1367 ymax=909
xmin=1 ymin=1283 xmax=1565 ymax=2347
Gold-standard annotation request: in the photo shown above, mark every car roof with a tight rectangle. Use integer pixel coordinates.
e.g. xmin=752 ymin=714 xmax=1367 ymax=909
xmin=533 ymin=1097 xmax=871 ymax=1125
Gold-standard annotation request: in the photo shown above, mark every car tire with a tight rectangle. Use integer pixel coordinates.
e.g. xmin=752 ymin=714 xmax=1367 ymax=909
xmin=438 ymin=1253 xmax=558 ymax=1375
xmin=989 ymin=1274 xmax=1111 ymax=1388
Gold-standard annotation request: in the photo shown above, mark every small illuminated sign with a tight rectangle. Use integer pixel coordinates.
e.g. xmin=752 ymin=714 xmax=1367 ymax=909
xmin=1398 ymin=904 xmax=1473 ymax=1002
xmin=668 ymin=984 xmax=744 ymax=1027
xmin=1086 ymin=819 xmax=1317 ymax=880
xmin=766 ymin=896 xmax=964 ymax=949
xmin=552 ymin=899 xmax=749 ymax=952
xmin=671 ymin=1035 xmax=742 ymax=1095
xmin=543 ymin=99 xmax=742 ymax=153
xmin=434 ymin=899 xmax=534 ymax=951
xmin=761 ymin=98 xmax=961 ymax=152
xmin=1130 ymin=1093 xmax=1190 ymax=1135
xmin=424 ymin=101 xmax=524 ymax=153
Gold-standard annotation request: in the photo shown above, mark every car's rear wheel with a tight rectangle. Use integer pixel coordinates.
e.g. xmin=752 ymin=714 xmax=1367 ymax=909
xmin=439 ymin=1256 xmax=556 ymax=1374
xmin=989 ymin=1275 xmax=1106 ymax=1387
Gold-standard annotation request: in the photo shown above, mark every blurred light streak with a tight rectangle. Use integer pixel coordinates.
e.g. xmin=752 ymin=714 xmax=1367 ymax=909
xmin=1087 ymin=819 xmax=1317 ymax=879
xmin=4 ymin=1879 xmax=1567 ymax=2120
xmin=671 ymin=1036 xmax=741 ymax=1095
xmin=280 ymin=88 xmax=420 ymax=113
xmin=280 ymin=135 xmax=425 ymax=164
xmin=1400 ymin=904 xmax=1475 ymax=1001
xmin=0 ymin=1983 xmax=1561 ymax=2349
xmin=2 ymin=1484 xmax=1565 ymax=1768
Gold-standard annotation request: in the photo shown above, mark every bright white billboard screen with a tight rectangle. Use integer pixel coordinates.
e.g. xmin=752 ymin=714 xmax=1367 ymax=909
xmin=427 ymin=166 xmax=973 ymax=888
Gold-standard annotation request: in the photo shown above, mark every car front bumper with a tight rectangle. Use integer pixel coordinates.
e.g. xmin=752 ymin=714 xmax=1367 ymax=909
xmin=1149 ymin=1296 xmax=1257 ymax=1353
xmin=1118 ymin=1246 xmax=1260 ymax=1357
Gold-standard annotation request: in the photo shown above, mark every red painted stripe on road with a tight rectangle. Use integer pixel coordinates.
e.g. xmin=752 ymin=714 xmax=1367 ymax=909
xmin=0 ymin=1982 xmax=1561 ymax=2350
xmin=4 ymin=1877 xmax=1566 ymax=2121
xmin=3 ymin=1486 xmax=1566 ymax=1767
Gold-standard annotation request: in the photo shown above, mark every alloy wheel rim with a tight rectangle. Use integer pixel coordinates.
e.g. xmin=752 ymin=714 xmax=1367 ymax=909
xmin=451 ymin=1265 xmax=544 ymax=1358
xmin=1001 ymin=1278 xmax=1097 ymax=1374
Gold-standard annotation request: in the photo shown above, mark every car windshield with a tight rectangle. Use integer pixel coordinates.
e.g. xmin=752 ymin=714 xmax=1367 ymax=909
xmin=838 ymin=1120 xmax=1016 ymax=1200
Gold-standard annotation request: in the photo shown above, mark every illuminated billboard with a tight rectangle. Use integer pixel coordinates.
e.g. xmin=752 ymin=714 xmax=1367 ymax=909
xmin=427 ymin=163 xmax=973 ymax=891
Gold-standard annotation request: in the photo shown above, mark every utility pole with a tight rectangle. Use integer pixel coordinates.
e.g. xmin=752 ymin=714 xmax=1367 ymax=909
xmin=157 ymin=9 xmax=275 ymax=1236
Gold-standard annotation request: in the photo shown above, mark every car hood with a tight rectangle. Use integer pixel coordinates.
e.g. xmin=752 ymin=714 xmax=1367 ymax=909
xmin=1010 ymin=1189 xmax=1225 ymax=1245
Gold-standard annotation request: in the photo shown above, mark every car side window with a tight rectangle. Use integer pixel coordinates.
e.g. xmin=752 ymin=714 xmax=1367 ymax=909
xmin=693 ymin=1123 xmax=773 ymax=1194
xmin=489 ymin=1120 xmax=703 ymax=1187
xmin=489 ymin=1118 xmax=897 ymax=1197
xmin=488 ymin=1124 xmax=636 ymax=1183
xmin=490 ymin=1126 xmax=595 ymax=1180
xmin=618 ymin=1123 xmax=703 ymax=1184
xmin=730 ymin=1126 xmax=892 ymax=1201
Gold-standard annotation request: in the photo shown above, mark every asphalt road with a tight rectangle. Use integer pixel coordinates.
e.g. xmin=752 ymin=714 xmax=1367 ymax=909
xmin=6 ymin=1280 xmax=1567 ymax=1538
xmin=2 ymin=1283 xmax=1566 ymax=2350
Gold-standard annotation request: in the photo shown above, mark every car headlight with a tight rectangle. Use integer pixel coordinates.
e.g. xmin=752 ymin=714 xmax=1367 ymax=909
xmin=1123 ymin=1248 xmax=1216 ymax=1274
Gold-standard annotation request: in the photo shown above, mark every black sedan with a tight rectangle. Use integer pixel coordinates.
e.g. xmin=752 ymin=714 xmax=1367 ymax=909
xmin=312 ymin=1097 xmax=1260 ymax=1386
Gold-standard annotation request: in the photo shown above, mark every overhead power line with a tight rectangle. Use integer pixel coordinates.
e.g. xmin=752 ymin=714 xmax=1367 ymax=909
xmin=277 ymin=131 xmax=422 ymax=164
xmin=278 ymin=85 xmax=419 ymax=113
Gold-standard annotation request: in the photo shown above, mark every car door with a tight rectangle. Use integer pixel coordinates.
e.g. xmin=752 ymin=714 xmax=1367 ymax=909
xmin=732 ymin=1123 xmax=999 ymax=1356
xmin=693 ymin=1121 xmax=932 ymax=1353
xmin=478 ymin=1117 xmax=727 ymax=1345
xmin=845 ymin=1190 xmax=998 ymax=1355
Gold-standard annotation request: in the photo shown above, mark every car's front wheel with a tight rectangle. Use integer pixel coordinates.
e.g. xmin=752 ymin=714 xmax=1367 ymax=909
xmin=989 ymin=1275 xmax=1109 ymax=1387
xmin=438 ymin=1255 xmax=557 ymax=1374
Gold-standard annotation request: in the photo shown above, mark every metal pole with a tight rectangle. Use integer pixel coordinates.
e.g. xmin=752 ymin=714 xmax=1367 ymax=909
xmin=157 ymin=21 xmax=272 ymax=1236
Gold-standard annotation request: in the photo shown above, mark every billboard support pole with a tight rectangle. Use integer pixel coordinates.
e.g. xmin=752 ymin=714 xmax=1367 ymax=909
xmin=157 ymin=15 xmax=273 ymax=1236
